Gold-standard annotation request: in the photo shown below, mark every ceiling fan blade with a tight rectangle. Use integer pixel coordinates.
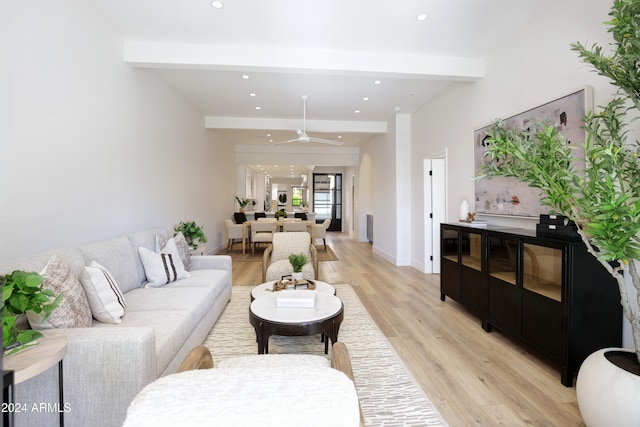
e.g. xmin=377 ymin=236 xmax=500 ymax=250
xmin=272 ymin=96 xmax=344 ymax=145
xmin=272 ymin=137 xmax=302 ymax=145
xmin=308 ymin=137 xmax=344 ymax=146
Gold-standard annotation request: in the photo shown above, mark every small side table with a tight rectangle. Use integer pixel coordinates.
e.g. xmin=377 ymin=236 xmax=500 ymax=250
xmin=4 ymin=331 xmax=68 ymax=426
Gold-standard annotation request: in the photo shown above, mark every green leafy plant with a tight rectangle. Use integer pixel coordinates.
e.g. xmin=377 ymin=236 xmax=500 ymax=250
xmin=478 ymin=0 xmax=640 ymax=362
xmin=2 ymin=270 xmax=62 ymax=353
xmin=275 ymin=209 xmax=287 ymax=219
xmin=174 ymin=221 xmax=208 ymax=250
xmin=235 ymin=196 xmax=250 ymax=208
xmin=288 ymin=253 xmax=308 ymax=273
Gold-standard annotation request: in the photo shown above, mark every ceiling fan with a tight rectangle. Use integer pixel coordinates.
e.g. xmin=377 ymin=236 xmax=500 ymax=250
xmin=273 ymin=95 xmax=344 ymax=146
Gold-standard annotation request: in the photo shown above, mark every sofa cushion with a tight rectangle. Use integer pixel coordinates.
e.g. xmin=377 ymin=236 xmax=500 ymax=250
xmin=94 ymin=309 xmax=197 ymax=375
xmin=80 ymin=236 xmax=140 ymax=294
xmin=27 ymin=254 xmax=92 ymax=329
xmin=81 ymin=261 xmax=127 ymax=324
xmin=127 ymin=229 xmax=170 ymax=285
xmin=138 ymin=239 xmax=190 ymax=288
xmin=125 ymin=272 xmax=227 ymax=321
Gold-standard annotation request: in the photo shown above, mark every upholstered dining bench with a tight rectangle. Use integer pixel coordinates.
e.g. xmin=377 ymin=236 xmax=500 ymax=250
xmin=123 ymin=343 xmax=363 ymax=427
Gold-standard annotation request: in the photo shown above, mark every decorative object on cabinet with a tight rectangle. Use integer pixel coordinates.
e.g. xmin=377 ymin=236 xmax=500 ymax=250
xmin=459 ymin=200 xmax=469 ymax=221
xmin=473 ymin=87 xmax=590 ymax=218
xmin=440 ymin=224 xmax=622 ymax=386
xmin=478 ymin=4 xmax=640 ymax=420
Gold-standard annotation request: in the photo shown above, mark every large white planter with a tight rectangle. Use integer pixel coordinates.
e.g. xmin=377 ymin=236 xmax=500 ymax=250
xmin=576 ymin=348 xmax=640 ymax=427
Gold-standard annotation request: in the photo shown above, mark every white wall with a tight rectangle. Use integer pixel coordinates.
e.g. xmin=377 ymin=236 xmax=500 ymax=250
xmin=1 ymin=1 xmax=234 ymax=260
xmin=410 ymin=0 xmax=614 ymax=270
xmin=361 ymin=119 xmax=397 ymax=264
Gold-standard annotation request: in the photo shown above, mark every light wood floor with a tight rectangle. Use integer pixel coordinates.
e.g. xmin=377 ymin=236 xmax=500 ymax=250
xmin=224 ymin=232 xmax=585 ymax=426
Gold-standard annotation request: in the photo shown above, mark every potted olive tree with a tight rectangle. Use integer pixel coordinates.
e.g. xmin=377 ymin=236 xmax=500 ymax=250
xmin=2 ymin=270 xmax=62 ymax=355
xmin=478 ymin=1 xmax=640 ymax=423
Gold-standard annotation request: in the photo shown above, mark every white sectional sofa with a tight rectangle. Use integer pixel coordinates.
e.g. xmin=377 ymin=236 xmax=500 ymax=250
xmin=0 ymin=228 xmax=232 ymax=427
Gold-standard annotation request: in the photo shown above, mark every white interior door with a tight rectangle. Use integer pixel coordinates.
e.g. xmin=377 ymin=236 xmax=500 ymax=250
xmin=431 ymin=158 xmax=446 ymax=273
xmin=424 ymin=152 xmax=447 ymax=274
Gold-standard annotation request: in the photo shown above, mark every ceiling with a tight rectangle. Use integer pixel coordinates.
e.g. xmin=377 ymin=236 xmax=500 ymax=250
xmin=88 ymin=0 xmax=553 ymax=177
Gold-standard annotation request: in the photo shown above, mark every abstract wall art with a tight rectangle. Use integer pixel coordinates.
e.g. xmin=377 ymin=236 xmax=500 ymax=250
xmin=473 ymin=87 xmax=591 ymax=217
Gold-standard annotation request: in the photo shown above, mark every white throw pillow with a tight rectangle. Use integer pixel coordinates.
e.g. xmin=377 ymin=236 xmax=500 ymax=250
xmin=81 ymin=260 xmax=126 ymax=324
xmin=139 ymin=238 xmax=191 ymax=288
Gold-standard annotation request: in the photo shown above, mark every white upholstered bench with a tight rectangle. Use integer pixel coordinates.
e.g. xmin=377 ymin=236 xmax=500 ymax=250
xmin=123 ymin=344 xmax=362 ymax=427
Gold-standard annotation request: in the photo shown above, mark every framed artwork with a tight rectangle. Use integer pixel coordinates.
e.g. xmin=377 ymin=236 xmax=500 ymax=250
xmin=473 ymin=87 xmax=592 ymax=218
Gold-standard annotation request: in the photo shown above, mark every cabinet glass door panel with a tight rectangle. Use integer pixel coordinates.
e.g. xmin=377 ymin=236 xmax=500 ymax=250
xmin=522 ymin=243 xmax=562 ymax=302
xmin=441 ymin=227 xmax=459 ymax=263
xmin=460 ymin=231 xmax=482 ymax=271
xmin=488 ymin=236 xmax=517 ymax=285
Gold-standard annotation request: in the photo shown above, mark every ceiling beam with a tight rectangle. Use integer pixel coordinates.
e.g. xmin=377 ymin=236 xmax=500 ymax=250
xmin=124 ymin=41 xmax=484 ymax=80
xmin=204 ymin=116 xmax=387 ymax=133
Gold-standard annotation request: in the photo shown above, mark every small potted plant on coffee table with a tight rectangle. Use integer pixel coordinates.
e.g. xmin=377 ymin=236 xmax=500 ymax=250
xmin=288 ymin=253 xmax=308 ymax=282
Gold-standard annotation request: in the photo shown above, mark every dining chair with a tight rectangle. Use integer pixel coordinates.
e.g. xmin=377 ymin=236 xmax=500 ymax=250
xmin=314 ymin=219 xmax=332 ymax=250
xmin=251 ymin=221 xmax=277 ymax=255
xmin=282 ymin=221 xmax=308 ymax=232
xmin=234 ymin=212 xmax=247 ymax=224
xmin=224 ymin=219 xmax=243 ymax=251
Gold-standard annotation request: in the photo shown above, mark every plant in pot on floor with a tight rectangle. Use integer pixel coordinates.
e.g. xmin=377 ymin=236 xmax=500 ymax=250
xmin=174 ymin=221 xmax=208 ymax=250
xmin=288 ymin=253 xmax=308 ymax=282
xmin=2 ymin=270 xmax=62 ymax=355
xmin=478 ymin=1 xmax=640 ymax=424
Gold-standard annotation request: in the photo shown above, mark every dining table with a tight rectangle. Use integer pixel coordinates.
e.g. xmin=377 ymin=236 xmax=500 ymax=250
xmin=242 ymin=219 xmax=315 ymax=254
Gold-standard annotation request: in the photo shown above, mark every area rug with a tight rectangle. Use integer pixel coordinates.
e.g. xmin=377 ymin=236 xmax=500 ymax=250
xmin=203 ymin=285 xmax=448 ymax=426
xmin=225 ymin=244 xmax=339 ymax=262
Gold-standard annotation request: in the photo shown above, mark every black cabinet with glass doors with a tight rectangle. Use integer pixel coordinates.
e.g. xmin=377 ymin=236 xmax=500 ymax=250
xmin=440 ymin=223 xmax=622 ymax=387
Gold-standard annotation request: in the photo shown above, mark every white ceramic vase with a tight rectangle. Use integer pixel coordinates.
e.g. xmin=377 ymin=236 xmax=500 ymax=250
xmin=576 ymin=347 xmax=640 ymax=427
xmin=459 ymin=200 xmax=470 ymax=221
xmin=291 ymin=272 xmax=304 ymax=282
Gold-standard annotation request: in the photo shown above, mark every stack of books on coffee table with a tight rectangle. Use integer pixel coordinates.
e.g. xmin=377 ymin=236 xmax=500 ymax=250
xmin=276 ymin=290 xmax=318 ymax=308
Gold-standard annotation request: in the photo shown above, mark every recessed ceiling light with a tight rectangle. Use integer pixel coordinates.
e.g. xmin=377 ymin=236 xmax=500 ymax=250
xmin=417 ymin=13 xmax=428 ymax=21
xmin=363 ymin=97 xmax=369 ymax=101
xmin=337 ymin=135 xmax=342 ymax=139
xmin=242 ymin=75 xmax=249 ymax=79
xmin=250 ymin=93 xmax=256 ymax=97
xmin=211 ymin=1 xmax=224 ymax=9
xmin=255 ymin=106 xmax=261 ymax=110
xmin=354 ymin=109 xmax=360 ymax=114
xmin=374 ymin=80 xmax=381 ymax=85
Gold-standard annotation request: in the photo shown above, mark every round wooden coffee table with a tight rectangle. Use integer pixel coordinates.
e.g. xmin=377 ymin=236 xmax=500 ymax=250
xmin=249 ymin=292 xmax=344 ymax=355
